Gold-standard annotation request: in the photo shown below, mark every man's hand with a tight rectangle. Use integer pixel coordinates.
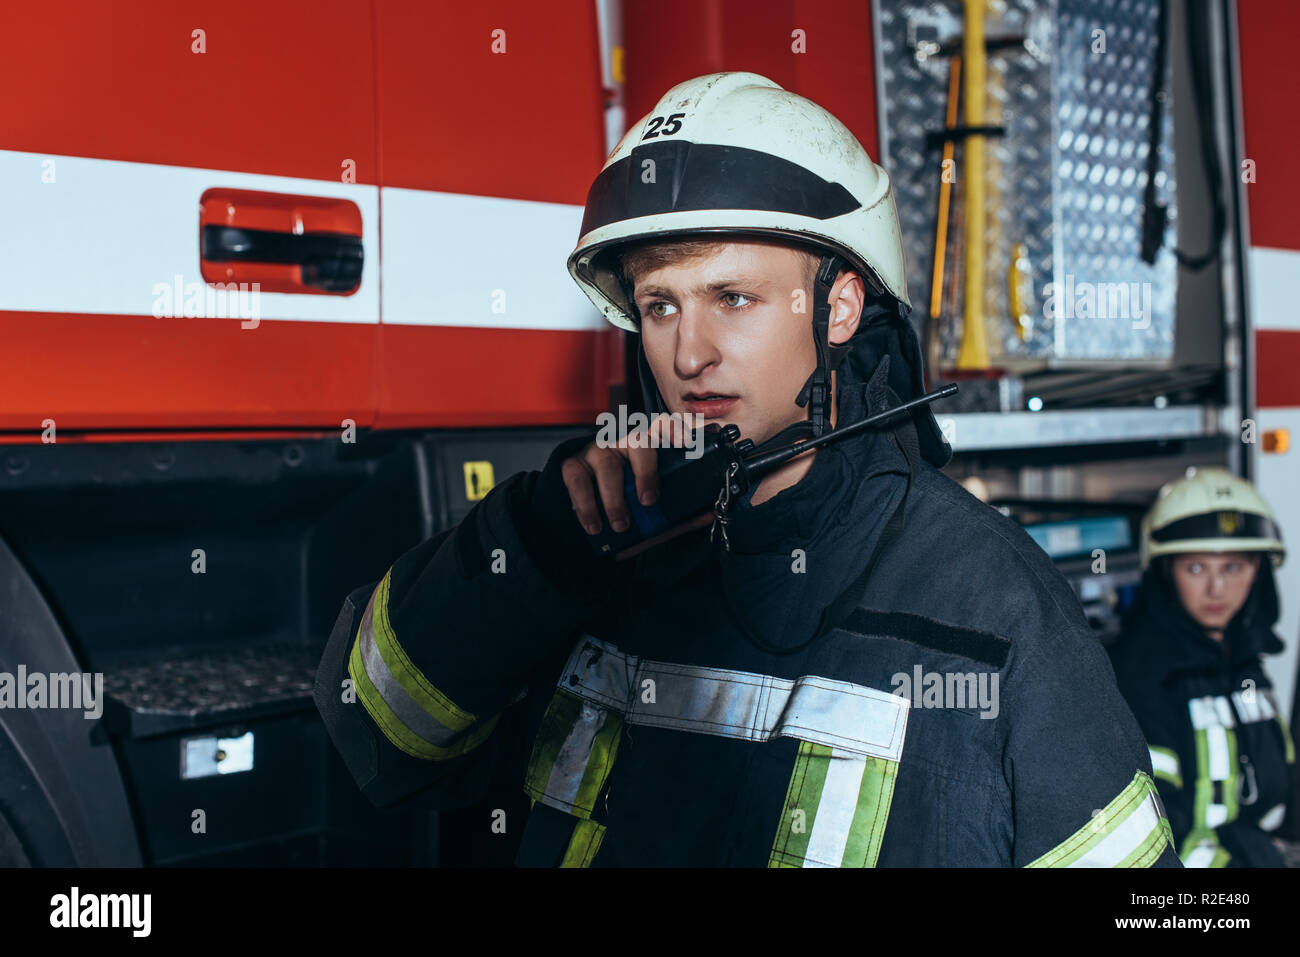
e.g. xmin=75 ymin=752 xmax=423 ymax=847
xmin=559 ymin=416 xmax=713 ymax=561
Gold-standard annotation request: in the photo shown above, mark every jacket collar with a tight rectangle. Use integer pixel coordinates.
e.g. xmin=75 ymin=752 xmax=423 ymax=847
xmin=690 ymin=355 xmax=915 ymax=656
xmin=723 ymin=351 xmax=908 ymax=551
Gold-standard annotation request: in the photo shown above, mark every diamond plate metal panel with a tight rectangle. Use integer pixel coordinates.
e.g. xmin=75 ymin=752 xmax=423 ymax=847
xmin=874 ymin=0 xmax=1177 ymax=366
xmin=1051 ymin=0 xmax=1177 ymax=360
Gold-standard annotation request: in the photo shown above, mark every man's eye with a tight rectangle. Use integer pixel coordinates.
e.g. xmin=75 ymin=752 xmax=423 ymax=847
xmin=721 ymin=293 xmax=751 ymax=308
xmin=648 ymin=301 xmax=678 ymax=318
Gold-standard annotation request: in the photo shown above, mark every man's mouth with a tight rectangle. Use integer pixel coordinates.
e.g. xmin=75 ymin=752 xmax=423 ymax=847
xmin=682 ymin=393 xmax=739 ymax=418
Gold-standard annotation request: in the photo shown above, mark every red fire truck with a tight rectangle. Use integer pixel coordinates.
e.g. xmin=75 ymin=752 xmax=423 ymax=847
xmin=0 ymin=0 xmax=1294 ymax=866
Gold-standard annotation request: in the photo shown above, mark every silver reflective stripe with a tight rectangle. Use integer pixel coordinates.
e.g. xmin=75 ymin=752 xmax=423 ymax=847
xmin=1189 ymin=695 xmax=1236 ymax=730
xmin=1189 ymin=695 xmax=1235 ymax=787
xmin=1206 ymin=727 xmax=1231 ymax=783
xmin=803 ymin=747 xmax=867 ymax=867
xmin=1258 ymin=690 xmax=1277 ymax=720
xmin=1216 ymin=696 xmax=1235 ymax=726
xmin=630 ymin=661 xmax=788 ymax=744
xmin=1068 ymin=787 xmax=1166 ymax=867
xmin=1230 ymin=690 xmax=1271 ymax=724
xmin=771 ymin=678 xmax=906 ymax=760
xmin=1231 ymin=691 xmax=1256 ymax=723
xmin=1183 ymin=843 xmax=1219 ymax=868
xmin=1258 ymin=803 xmax=1286 ymax=832
xmin=543 ymin=701 xmax=612 ymax=813
xmin=1148 ymin=747 xmax=1179 ymax=780
xmin=562 ymin=639 xmax=638 ymax=710
xmin=558 ymin=636 xmax=908 ymax=761
xmin=356 ymin=594 xmax=462 ymax=747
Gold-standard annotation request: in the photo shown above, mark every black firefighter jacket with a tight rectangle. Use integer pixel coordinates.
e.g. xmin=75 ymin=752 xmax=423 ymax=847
xmin=1108 ymin=563 xmax=1297 ymax=866
xmin=315 ymin=321 xmax=1180 ymax=868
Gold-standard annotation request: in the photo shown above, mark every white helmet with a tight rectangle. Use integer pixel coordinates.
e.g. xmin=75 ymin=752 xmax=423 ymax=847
xmin=1140 ymin=466 xmax=1285 ymax=570
xmin=566 ymin=71 xmax=922 ymax=446
xmin=568 ymin=71 xmax=910 ymax=332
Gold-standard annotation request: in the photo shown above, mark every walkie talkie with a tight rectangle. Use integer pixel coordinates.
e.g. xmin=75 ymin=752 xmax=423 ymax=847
xmin=587 ymin=383 xmax=957 ymax=559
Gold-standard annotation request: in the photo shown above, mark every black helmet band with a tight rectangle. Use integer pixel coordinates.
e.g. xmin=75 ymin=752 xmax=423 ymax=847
xmin=1151 ymin=511 xmax=1283 ymax=546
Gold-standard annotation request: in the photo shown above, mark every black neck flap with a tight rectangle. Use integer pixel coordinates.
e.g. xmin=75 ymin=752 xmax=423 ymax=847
xmin=723 ymin=378 xmax=922 ymax=657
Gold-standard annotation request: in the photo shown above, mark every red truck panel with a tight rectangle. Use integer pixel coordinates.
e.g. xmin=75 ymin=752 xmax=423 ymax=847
xmin=623 ymin=0 xmax=880 ymax=160
xmin=0 ymin=1 xmax=620 ymax=436
xmin=372 ymin=2 xmax=618 ymax=429
xmin=0 ymin=0 xmax=380 ymax=433
xmin=0 ymin=1 xmax=379 ymax=183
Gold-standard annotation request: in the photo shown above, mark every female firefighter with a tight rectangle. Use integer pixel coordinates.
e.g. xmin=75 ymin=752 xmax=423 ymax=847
xmin=1109 ymin=466 xmax=1297 ymax=867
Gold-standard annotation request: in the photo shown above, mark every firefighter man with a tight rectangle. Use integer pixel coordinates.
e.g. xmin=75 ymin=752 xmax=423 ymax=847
xmin=1109 ymin=467 xmax=1297 ymax=866
xmin=315 ymin=72 xmax=1179 ymax=866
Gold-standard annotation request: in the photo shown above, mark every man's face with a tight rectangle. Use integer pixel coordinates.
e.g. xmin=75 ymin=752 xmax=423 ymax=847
xmin=631 ymin=240 xmax=851 ymax=448
xmin=1169 ymin=551 xmax=1261 ymax=634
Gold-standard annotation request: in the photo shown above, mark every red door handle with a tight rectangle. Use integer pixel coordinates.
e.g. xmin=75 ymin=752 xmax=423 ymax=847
xmin=199 ymin=188 xmax=363 ymax=296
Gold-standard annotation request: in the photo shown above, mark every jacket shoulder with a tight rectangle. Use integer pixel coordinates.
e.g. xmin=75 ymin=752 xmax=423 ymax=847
xmin=858 ymin=464 xmax=1092 ymax=657
xmin=1107 ymin=617 xmax=1165 ymax=688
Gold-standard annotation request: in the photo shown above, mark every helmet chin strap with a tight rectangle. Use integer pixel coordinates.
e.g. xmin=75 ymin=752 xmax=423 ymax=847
xmin=631 ymin=253 xmax=847 ymax=454
xmin=756 ymin=253 xmax=849 ymax=454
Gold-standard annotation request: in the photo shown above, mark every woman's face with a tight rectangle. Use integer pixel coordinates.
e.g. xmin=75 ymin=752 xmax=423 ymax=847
xmin=1168 ymin=551 xmax=1261 ymax=637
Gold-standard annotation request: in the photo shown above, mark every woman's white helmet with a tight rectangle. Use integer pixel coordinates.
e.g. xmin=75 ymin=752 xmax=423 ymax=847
xmin=1139 ymin=466 xmax=1285 ymax=570
xmin=567 ymin=71 xmax=910 ymax=333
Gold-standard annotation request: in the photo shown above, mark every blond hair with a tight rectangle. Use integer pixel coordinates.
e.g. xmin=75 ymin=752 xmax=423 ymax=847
xmin=619 ymin=237 xmax=823 ymax=293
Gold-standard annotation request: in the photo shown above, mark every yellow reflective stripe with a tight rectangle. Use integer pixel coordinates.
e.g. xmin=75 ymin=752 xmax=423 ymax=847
xmin=768 ymin=743 xmax=900 ymax=868
xmin=1114 ymin=822 xmax=1171 ymax=867
xmin=559 ymin=819 xmax=607 ymax=867
xmin=369 ymin=570 xmax=476 ymax=732
xmin=1191 ymin=725 xmax=1238 ymax=831
xmin=349 ymin=635 xmax=499 ymax=760
xmin=769 ymin=742 xmax=833 ymax=868
xmin=355 ymin=584 xmax=469 ymax=748
xmin=524 ymin=689 xmax=623 ymax=818
xmin=347 ymin=574 xmax=498 ymax=761
xmin=1026 ymin=771 xmax=1172 ymax=868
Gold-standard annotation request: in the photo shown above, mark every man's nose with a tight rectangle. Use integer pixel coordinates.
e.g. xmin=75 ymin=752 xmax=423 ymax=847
xmin=673 ymin=304 xmax=722 ymax=379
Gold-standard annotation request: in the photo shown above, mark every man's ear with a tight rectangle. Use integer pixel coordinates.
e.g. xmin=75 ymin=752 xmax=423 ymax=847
xmin=827 ymin=270 xmax=866 ymax=347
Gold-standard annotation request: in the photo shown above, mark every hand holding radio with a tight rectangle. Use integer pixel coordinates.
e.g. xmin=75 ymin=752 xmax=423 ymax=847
xmin=558 ymin=414 xmax=715 ymax=562
xmin=559 ymin=383 xmax=958 ymax=563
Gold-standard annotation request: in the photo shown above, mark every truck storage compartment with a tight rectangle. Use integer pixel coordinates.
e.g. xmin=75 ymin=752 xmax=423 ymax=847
xmin=0 ymin=425 xmax=583 ymax=865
